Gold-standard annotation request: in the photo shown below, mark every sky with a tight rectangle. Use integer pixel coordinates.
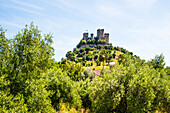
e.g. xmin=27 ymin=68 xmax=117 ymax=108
xmin=0 ymin=0 xmax=170 ymax=66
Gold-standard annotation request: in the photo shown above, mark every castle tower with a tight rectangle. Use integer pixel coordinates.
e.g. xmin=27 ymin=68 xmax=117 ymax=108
xmin=83 ymin=32 xmax=88 ymax=41
xmin=104 ymin=33 xmax=109 ymax=43
xmin=97 ymin=29 xmax=104 ymax=40
xmin=97 ymin=29 xmax=100 ymax=38
xmin=91 ymin=33 xmax=94 ymax=39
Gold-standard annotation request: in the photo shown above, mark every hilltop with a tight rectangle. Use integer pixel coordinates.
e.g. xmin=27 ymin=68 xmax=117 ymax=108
xmin=62 ymin=29 xmax=134 ymax=70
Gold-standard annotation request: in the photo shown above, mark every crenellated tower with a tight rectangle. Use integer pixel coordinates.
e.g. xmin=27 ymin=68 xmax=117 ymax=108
xmin=81 ymin=28 xmax=109 ymax=46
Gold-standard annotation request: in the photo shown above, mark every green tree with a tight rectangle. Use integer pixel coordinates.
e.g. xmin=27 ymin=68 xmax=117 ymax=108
xmin=70 ymin=56 xmax=76 ymax=61
xmin=77 ymin=79 xmax=91 ymax=109
xmin=113 ymin=52 xmax=116 ymax=59
xmin=66 ymin=51 xmax=74 ymax=59
xmin=61 ymin=58 xmax=67 ymax=64
xmin=87 ymin=39 xmax=91 ymax=44
xmin=60 ymin=62 xmax=84 ymax=81
xmin=98 ymin=45 xmax=102 ymax=49
xmin=99 ymin=49 xmax=107 ymax=68
xmin=166 ymin=66 xmax=170 ymax=76
xmin=148 ymin=54 xmax=165 ymax=70
xmin=80 ymin=48 xmax=85 ymax=53
xmin=91 ymin=39 xmax=95 ymax=44
xmin=81 ymin=40 xmax=87 ymax=45
xmin=85 ymin=47 xmax=91 ymax=54
xmin=81 ymin=68 xmax=96 ymax=81
xmin=89 ymin=55 xmax=170 ymax=113
xmin=0 ymin=23 xmax=56 ymax=112
xmin=43 ymin=68 xmax=82 ymax=110
xmin=94 ymin=54 xmax=98 ymax=60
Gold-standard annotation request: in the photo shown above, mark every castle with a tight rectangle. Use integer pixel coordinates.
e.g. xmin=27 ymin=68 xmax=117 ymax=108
xmin=78 ymin=29 xmax=110 ymax=48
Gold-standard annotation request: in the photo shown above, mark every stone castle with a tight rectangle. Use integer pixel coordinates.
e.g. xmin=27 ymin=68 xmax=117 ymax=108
xmin=78 ymin=29 xmax=110 ymax=48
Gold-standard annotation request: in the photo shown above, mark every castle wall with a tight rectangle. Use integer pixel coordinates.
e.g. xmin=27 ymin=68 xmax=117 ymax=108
xmin=79 ymin=43 xmax=106 ymax=49
xmin=79 ymin=29 xmax=110 ymax=49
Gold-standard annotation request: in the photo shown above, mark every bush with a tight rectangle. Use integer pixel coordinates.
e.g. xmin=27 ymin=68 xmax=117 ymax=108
xmin=91 ymin=62 xmax=93 ymax=66
xmin=113 ymin=53 xmax=116 ymax=58
xmin=94 ymin=54 xmax=98 ymax=60
xmin=59 ymin=62 xmax=84 ymax=81
xmin=82 ymin=61 xmax=86 ymax=66
xmin=70 ymin=56 xmax=76 ymax=61
xmin=85 ymin=47 xmax=91 ymax=53
xmin=86 ymin=54 xmax=92 ymax=61
xmin=98 ymin=45 xmax=102 ymax=49
xmin=89 ymin=55 xmax=170 ymax=113
xmin=87 ymin=39 xmax=91 ymax=44
xmin=78 ymin=57 xmax=83 ymax=62
xmin=96 ymin=59 xmax=101 ymax=66
xmin=81 ymin=68 xmax=96 ymax=81
xmin=80 ymin=48 xmax=85 ymax=53
xmin=43 ymin=68 xmax=82 ymax=110
xmin=77 ymin=79 xmax=92 ymax=109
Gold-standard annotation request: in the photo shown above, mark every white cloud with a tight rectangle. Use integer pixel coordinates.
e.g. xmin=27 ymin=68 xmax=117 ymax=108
xmin=11 ymin=0 xmax=43 ymax=10
xmin=0 ymin=20 xmax=23 ymax=28
xmin=4 ymin=5 xmax=46 ymax=16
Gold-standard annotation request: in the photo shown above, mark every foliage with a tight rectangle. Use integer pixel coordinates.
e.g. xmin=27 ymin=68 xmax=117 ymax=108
xmin=94 ymin=54 xmax=98 ymax=60
xmin=77 ymin=79 xmax=92 ymax=109
xmin=0 ymin=23 xmax=56 ymax=112
xmin=77 ymin=40 xmax=87 ymax=48
xmin=87 ymin=39 xmax=91 ymax=44
xmin=61 ymin=58 xmax=67 ymax=64
xmin=43 ymin=68 xmax=82 ymax=110
xmin=97 ymin=45 xmax=102 ymax=49
xmin=66 ymin=51 xmax=74 ymax=59
xmin=81 ymin=68 xmax=96 ymax=81
xmin=166 ymin=66 xmax=170 ymax=76
xmin=58 ymin=103 xmax=90 ymax=113
xmin=59 ymin=62 xmax=85 ymax=81
xmin=80 ymin=48 xmax=85 ymax=53
xmin=1 ymin=23 xmax=170 ymax=112
xmin=85 ymin=47 xmax=91 ymax=54
xmin=148 ymin=54 xmax=165 ymax=70
xmin=104 ymin=44 xmax=113 ymax=50
xmin=89 ymin=55 xmax=170 ymax=113
xmin=98 ymin=39 xmax=106 ymax=44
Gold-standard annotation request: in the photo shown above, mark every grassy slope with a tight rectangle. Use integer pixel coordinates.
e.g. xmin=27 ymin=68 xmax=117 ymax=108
xmin=73 ymin=49 xmax=123 ymax=70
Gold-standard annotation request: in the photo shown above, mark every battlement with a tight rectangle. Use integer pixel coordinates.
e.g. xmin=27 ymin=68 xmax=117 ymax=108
xmin=78 ymin=29 xmax=110 ymax=48
xmin=82 ymin=29 xmax=109 ymax=43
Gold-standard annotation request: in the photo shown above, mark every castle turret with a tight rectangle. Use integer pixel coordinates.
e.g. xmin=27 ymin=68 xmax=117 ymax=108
xmin=104 ymin=33 xmax=109 ymax=43
xmin=91 ymin=33 xmax=94 ymax=39
xmin=83 ymin=32 xmax=88 ymax=41
xmin=79 ymin=29 xmax=110 ymax=48
xmin=97 ymin=29 xmax=104 ymax=40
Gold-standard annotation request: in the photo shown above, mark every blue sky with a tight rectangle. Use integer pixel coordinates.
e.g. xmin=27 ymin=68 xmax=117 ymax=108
xmin=0 ymin=0 xmax=170 ymax=66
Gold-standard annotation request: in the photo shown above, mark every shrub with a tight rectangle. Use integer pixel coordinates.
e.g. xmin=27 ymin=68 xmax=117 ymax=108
xmin=94 ymin=54 xmax=98 ymax=60
xmin=82 ymin=61 xmax=86 ymax=66
xmin=89 ymin=55 xmax=170 ymax=113
xmin=80 ymin=68 xmax=96 ymax=81
xmin=80 ymin=48 xmax=85 ymax=53
xmin=60 ymin=62 xmax=84 ymax=81
xmin=44 ymin=68 xmax=82 ymax=110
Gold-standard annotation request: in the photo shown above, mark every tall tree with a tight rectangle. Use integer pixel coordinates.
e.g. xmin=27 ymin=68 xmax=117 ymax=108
xmin=148 ymin=54 xmax=165 ymax=70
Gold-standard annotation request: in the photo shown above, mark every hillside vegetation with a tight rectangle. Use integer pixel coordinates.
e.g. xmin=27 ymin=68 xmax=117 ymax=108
xmin=0 ymin=23 xmax=170 ymax=113
xmin=64 ymin=43 xmax=134 ymax=70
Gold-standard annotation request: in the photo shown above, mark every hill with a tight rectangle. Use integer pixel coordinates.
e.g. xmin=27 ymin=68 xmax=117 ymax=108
xmin=63 ymin=44 xmax=134 ymax=70
xmin=62 ymin=28 xmax=135 ymax=70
